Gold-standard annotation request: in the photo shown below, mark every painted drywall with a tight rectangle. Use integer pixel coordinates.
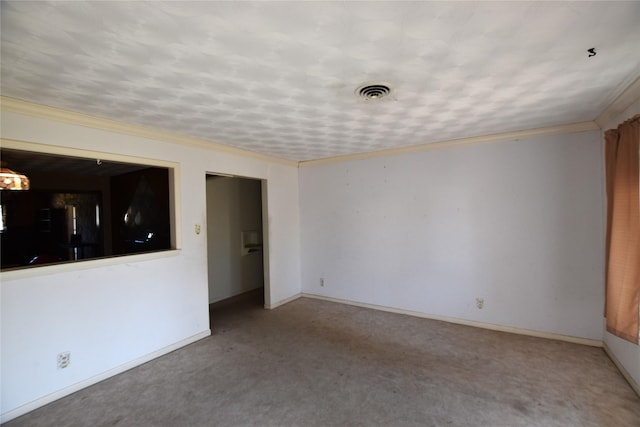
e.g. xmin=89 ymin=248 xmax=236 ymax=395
xmin=300 ymin=130 xmax=605 ymax=340
xmin=206 ymin=176 xmax=264 ymax=303
xmin=259 ymin=163 xmax=299 ymax=307
xmin=0 ymin=109 xmax=301 ymax=420
xmin=601 ymin=96 xmax=640 ymax=389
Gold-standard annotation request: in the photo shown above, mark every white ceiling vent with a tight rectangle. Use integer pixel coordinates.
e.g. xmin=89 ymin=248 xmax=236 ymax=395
xmin=355 ymin=83 xmax=392 ymax=100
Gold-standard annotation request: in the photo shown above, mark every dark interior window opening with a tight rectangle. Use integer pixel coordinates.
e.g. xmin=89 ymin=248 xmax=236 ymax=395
xmin=1 ymin=148 xmax=174 ymax=270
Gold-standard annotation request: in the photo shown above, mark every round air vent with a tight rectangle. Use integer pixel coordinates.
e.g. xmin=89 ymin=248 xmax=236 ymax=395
xmin=355 ymin=82 xmax=392 ymax=100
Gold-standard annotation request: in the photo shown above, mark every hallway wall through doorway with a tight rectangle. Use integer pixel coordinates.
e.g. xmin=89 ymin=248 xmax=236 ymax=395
xmin=206 ymin=175 xmax=265 ymax=304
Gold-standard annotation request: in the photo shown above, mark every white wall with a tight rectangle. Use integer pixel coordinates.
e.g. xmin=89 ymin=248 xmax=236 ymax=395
xmin=263 ymin=163 xmax=301 ymax=306
xmin=206 ymin=176 xmax=264 ymax=303
xmin=300 ymin=130 xmax=605 ymax=340
xmin=601 ymin=97 xmax=640 ymax=389
xmin=0 ymin=109 xmax=301 ymax=420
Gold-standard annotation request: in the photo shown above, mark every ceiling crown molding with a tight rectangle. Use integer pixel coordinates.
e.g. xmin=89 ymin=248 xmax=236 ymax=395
xmin=300 ymin=121 xmax=600 ymax=167
xmin=1 ymin=95 xmax=614 ymax=168
xmin=595 ymin=75 xmax=640 ymax=129
xmin=0 ymin=96 xmax=298 ymax=167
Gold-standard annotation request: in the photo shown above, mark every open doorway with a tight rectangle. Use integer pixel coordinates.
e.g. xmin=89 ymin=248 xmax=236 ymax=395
xmin=206 ymin=174 xmax=267 ymax=328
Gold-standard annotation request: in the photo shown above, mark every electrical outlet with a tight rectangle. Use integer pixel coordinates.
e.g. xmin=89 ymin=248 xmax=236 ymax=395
xmin=475 ymin=298 xmax=484 ymax=309
xmin=320 ymin=278 xmax=325 ymax=287
xmin=194 ymin=224 xmax=201 ymax=235
xmin=57 ymin=351 xmax=71 ymax=369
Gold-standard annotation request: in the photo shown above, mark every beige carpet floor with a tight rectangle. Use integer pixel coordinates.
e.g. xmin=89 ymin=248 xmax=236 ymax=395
xmin=5 ymin=290 xmax=640 ymax=426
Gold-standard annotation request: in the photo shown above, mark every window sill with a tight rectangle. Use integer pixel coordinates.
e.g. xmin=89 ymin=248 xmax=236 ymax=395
xmin=0 ymin=249 xmax=181 ymax=281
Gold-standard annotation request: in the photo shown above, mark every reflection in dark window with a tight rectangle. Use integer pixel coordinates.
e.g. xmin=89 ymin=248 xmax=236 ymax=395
xmin=0 ymin=149 xmax=173 ymax=270
xmin=111 ymin=168 xmax=171 ymax=255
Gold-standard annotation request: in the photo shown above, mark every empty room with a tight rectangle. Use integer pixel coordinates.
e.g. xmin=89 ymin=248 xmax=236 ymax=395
xmin=1 ymin=1 xmax=639 ymax=426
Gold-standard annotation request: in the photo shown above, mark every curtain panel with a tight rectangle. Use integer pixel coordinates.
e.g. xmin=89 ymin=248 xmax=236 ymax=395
xmin=604 ymin=114 xmax=640 ymax=344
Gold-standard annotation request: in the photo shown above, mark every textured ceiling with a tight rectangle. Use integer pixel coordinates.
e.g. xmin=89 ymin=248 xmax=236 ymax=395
xmin=1 ymin=1 xmax=639 ymax=161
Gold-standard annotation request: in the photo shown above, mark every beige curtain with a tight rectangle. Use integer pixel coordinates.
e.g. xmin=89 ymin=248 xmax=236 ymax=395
xmin=605 ymin=115 xmax=640 ymax=344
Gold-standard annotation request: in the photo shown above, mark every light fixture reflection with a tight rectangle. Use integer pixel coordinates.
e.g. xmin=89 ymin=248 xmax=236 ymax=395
xmin=0 ymin=168 xmax=30 ymax=190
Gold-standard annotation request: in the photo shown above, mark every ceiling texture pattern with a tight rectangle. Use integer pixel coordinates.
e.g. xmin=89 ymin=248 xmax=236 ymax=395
xmin=1 ymin=1 xmax=639 ymax=161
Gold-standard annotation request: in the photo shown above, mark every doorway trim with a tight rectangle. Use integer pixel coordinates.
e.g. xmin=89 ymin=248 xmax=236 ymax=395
xmin=205 ymin=172 xmax=270 ymax=309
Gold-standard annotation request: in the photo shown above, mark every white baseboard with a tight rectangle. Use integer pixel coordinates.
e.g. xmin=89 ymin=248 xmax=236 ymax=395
xmin=1 ymin=330 xmax=211 ymax=424
xmin=265 ymin=292 xmax=301 ymax=309
xmin=603 ymin=342 xmax=640 ymax=398
xmin=3 ymin=294 xmax=612 ymax=423
xmin=302 ymin=293 xmax=603 ymax=347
